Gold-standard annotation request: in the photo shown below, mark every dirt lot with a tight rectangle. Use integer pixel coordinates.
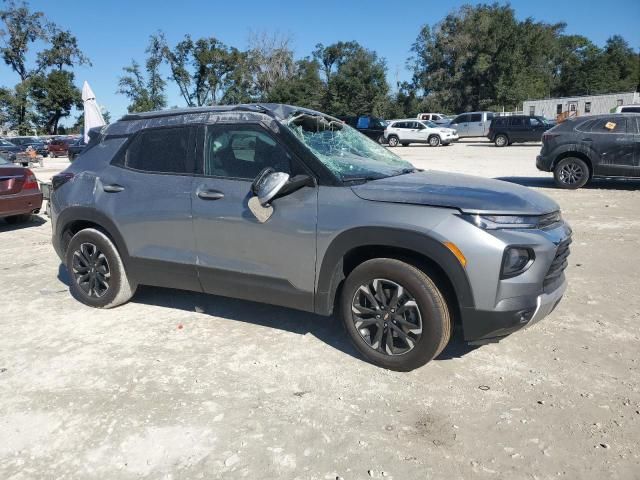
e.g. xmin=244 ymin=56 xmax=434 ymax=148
xmin=1 ymin=141 xmax=639 ymax=479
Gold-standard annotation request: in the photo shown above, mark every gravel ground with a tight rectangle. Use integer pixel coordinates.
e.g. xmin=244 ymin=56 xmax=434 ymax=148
xmin=1 ymin=141 xmax=639 ymax=479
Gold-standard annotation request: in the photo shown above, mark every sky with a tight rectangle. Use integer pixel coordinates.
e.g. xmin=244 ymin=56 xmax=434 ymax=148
xmin=3 ymin=0 xmax=640 ymax=125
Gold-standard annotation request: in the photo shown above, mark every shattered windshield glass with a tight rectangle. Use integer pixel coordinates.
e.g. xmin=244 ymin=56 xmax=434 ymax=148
xmin=284 ymin=113 xmax=415 ymax=181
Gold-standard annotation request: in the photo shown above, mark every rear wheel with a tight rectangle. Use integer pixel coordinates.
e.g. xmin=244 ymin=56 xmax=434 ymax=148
xmin=495 ymin=134 xmax=508 ymax=147
xmin=553 ymin=157 xmax=589 ymax=189
xmin=340 ymin=258 xmax=451 ymax=371
xmin=387 ymin=136 xmax=399 ymax=147
xmin=65 ymin=228 xmax=136 ymax=308
xmin=428 ymin=135 xmax=441 ymax=147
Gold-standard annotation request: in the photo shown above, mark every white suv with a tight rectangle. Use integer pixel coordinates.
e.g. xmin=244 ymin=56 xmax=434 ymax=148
xmin=385 ymin=119 xmax=459 ymax=147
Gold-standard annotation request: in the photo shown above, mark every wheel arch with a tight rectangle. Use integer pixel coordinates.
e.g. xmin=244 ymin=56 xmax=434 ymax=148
xmin=552 ymin=151 xmax=594 ymax=178
xmin=56 ymin=207 xmax=131 ymax=266
xmin=315 ymin=227 xmax=475 ymax=320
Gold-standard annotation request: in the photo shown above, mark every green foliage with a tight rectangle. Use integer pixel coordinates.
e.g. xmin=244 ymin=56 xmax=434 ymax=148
xmin=410 ymin=3 xmax=640 ymax=113
xmin=118 ymin=36 xmax=167 ymax=113
xmin=0 ymin=1 xmax=87 ymax=133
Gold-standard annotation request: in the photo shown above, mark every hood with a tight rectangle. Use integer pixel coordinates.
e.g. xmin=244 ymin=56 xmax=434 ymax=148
xmin=350 ymin=170 xmax=559 ymax=215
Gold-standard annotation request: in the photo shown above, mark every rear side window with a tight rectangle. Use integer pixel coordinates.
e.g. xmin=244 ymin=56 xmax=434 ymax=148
xmin=588 ymin=118 xmax=627 ymax=134
xmin=125 ymin=127 xmax=194 ymax=174
xmin=356 ymin=117 xmax=370 ymax=129
xmin=509 ymin=117 xmax=525 ymax=127
xmin=469 ymin=113 xmax=482 ymax=122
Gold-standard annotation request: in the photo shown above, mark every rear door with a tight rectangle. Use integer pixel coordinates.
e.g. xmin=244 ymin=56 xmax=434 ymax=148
xmin=586 ymin=117 xmax=635 ymax=176
xmin=508 ymin=116 xmax=527 ymax=142
xmin=191 ymin=124 xmax=318 ymax=311
xmin=98 ymin=125 xmax=200 ymax=290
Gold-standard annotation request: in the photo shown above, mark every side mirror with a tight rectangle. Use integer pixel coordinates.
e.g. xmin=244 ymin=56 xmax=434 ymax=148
xmin=251 ymin=168 xmax=290 ymax=206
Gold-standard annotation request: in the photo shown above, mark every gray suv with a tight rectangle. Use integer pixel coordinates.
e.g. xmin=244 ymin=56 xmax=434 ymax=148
xmin=50 ymin=104 xmax=571 ymax=371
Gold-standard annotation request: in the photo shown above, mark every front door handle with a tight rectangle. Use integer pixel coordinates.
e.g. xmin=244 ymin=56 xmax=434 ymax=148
xmin=197 ymin=189 xmax=224 ymax=200
xmin=103 ymin=184 xmax=125 ymax=193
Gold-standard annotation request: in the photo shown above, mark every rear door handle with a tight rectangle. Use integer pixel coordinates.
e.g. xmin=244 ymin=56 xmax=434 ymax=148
xmin=103 ymin=184 xmax=125 ymax=193
xmin=197 ymin=189 xmax=224 ymax=200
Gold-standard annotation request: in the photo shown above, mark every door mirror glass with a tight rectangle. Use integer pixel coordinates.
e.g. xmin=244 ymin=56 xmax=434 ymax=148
xmin=252 ymin=167 xmax=290 ymax=206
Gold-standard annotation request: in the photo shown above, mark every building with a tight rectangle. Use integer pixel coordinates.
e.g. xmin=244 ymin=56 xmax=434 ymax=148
xmin=523 ymin=91 xmax=639 ymax=120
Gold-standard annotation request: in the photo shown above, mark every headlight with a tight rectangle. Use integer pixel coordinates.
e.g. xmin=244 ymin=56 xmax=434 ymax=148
xmin=501 ymin=247 xmax=534 ymax=278
xmin=461 ymin=212 xmax=561 ymax=230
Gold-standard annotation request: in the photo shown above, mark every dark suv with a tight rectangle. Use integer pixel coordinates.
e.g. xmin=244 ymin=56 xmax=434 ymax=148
xmin=488 ymin=115 xmax=551 ymax=147
xmin=51 ymin=104 xmax=571 ymax=371
xmin=340 ymin=115 xmax=387 ymax=144
xmin=537 ymin=114 xmax=640 ymax=189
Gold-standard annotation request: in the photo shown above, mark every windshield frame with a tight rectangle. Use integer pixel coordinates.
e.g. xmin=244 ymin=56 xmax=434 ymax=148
xmin=281 ymin=111 xmax=416 ymax=184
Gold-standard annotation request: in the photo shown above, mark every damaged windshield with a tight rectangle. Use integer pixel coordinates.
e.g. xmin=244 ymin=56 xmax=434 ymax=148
xmin=284 ymin=113 xmax=415 ymax=181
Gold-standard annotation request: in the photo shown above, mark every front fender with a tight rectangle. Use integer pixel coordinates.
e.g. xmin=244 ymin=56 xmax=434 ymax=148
xmin=314 ymin=227 xmax=474 ymax=315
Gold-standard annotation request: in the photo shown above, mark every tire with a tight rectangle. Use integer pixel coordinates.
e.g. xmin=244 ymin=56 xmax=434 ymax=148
xmin=376 ymin=135 xmax=385 ymax=145
xmin=553 ymin=157 xmax=589 ymax=189
xmin=65 ymin=228 xmax=136 ymax=308
xmin=4 ymin=214 xmax=32 ymax=224
xmin=340 ymin=258 xmax=451 ymax=371
xmin=495 ymin=134 xmax=508 ymax=147
xmin=387 ymin=136 xmax=399 ymax=147
xmin=428 ymin=135 xmax=441 ymax=147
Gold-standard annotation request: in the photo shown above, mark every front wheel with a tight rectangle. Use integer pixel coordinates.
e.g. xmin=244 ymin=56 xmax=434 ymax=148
xmin=340 ymin=258 xmax=451 ymax=371
xmin=428 ymin=135 xmax=441 ymax=147
xmin=387 ymin=136 xmax=399 ymax=147
xmin=553 ymin=157 xmax=589 ymax=189
xmin=65 ymin=228 xmax=136 ymax=308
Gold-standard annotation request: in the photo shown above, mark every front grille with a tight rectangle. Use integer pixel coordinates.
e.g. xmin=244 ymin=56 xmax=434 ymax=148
xmin=543 ymin=237 xmax=571 ymax=291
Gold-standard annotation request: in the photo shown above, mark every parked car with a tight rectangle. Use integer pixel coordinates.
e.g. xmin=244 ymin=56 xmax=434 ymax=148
xmin=448 ymin=111 xmax=495 ymax=138
xmin=385 ymin=119 xmax=459 ymax=147
xmin=0 ymin=151 xmax=43 ymax=224
xmin=48 ymin=137 xmax=78 ymax=158
xmin=417 ymin=113 xmax=451 ymax=125
xmin=615 ymin=105 xmax=640 ymax=114
xmin=51 ymin=103 xmax=571 ymax=371
xmin=340 ymin=115 xmax=388 ymax=144
xmin=536 ymin=113 xmax=640 ymax=189
xmin=0 ymin=138 xmax=21 ymax=162
xmin=8 ymin=136 xmax=49 ymax=157
xmin=67 ymin=137 xmax=87 ymax=161
xmin=488 ymin=115 xmax=553 ymax=147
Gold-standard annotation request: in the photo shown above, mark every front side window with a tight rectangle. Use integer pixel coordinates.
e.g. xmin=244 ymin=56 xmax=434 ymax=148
xmin=451 ymin=114 xmax=469 ymax=124
xmin=285 ymin=114 xmax=414 ymax=181
xmin=529 ymin=117 xmax=542 ymax=127
xmin=204 ymin=127 xmax=293 ymax=179
xmin=125 ymin=127 xmax=193 ymax=174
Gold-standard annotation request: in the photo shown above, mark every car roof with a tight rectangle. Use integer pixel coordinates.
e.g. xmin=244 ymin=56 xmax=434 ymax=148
xmin=119 ymin=103 xmax=327 ymax=122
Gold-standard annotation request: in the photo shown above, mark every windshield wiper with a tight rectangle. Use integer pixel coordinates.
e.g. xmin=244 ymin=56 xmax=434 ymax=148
xmin=342 ymin=175 xmax=383 ymax=184
xmin=388 ymin=168 xmax=420 ymax=178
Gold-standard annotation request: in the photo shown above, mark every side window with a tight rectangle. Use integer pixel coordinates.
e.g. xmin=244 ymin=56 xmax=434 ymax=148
xmin=469 ymin=113 xmax=482 ymax=122
xmin=495 ymin=117 xmax=507 ymax=127
xmin=529 ymin=117 xmax=542 ymax=127
xmin=451 ymin=114 xmax=468 ymax=124
xmin=416 ymin=122 xmax=426 ymax=130
xmin=204 ymin=127 xmax=294 ymax=179
xmin=509 ymin=117 xmax=524 ymax=127
xmin=356 ymin=117 xmax=370 ymax=129
xmin=125 ymin=127 xmax=193 ymax=174
xmin=589 ymin=118 xmax=627 ymax=134
xmin=396 ymin=122 xmax=408 ymax=129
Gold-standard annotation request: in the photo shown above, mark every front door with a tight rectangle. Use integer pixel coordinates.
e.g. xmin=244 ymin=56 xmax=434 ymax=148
xmin=192 ymin=124 xmax=318 ymax=311
xmin=527 ymin=117 xmax=546 ymax=142
xmin=467 ymin=113 xmax=484 ymax=137
xmin=449 ymin=114 xmax=469 ymax=137
xmin=97 ymin=125 xmax=200 ymax=290
xmin=586 ymin=117 xmax=636 ymax=176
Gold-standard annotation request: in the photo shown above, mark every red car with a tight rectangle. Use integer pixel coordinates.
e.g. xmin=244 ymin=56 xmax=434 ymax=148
xmin=48 ymin=137 xmax=77 ymax=158
xmin=0 ymin=152 xmax=43 ymax=224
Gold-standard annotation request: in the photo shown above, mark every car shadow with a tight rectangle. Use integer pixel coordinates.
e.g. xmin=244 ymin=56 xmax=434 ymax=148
xmin=0 ymin=215 xmax=47 ymax=232
xmin=56 ymin=264 xmax=479 ymax=365
xmin=498 ymin=176 xmax=640 ymax=190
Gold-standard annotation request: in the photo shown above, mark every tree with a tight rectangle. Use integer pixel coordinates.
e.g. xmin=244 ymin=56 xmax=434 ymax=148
xmin=118 ymin=36 xmax=167 ymax=113
xmin=266 ymin=58 xmax=324 ymax=109
xmin=313 ymin=41 xmax=389 ymax=116
xmin=247 ymin=31 xmax=294 ymax=100
xmin=158 ymin=33 xmax=241 ymax=106
xmin=30 ymin=69 xmax=81 ymax=133
xmin=0 ymin=1 xmax=88 ymax=133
